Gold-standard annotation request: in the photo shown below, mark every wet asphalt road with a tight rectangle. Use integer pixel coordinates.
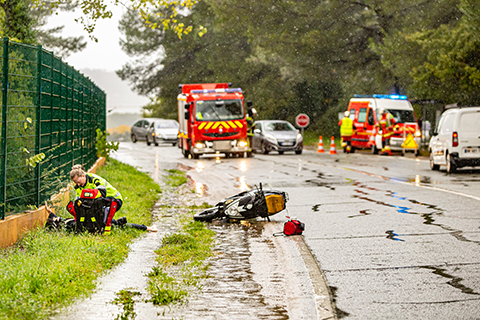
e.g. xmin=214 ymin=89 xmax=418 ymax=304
xmin=112 ymin=142 xmax=480 ymax=319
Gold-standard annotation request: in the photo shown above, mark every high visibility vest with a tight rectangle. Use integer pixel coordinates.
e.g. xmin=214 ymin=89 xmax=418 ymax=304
xmin=75 ymin=173 xmax=123 ymax=201
xmin=379 ymin=113 xmax=395 ymax=138
xmin=340 ymin=117 xmax=353 ymax=137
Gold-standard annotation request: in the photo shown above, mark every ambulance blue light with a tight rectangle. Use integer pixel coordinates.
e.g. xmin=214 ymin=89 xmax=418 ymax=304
xmin=353 ymin=94 xmax=407 ymax=100
xmin=191 ymin=88 xmax=242 ymax=94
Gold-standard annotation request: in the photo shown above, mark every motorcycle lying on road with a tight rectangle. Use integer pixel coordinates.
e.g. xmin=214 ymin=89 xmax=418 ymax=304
xmin=193 ymin=183 xmax=289 ymax=222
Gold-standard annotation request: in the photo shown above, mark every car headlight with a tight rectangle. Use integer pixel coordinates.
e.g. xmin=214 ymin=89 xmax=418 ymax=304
xmin=296 ymin=133 xmax=303 ymax=141
xmin=415 ymin=130 xmax=422 ymax=137
xmin=265 ymin=134 xmax=277 ymax=143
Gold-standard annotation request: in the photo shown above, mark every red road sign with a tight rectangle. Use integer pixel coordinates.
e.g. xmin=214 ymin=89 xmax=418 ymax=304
xmin=295 ymin=113 xmax=310 ymax=128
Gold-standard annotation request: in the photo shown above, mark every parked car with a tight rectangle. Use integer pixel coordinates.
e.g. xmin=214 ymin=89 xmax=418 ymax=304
xmin=131 ymin=118 xmax=156 ymax=143
xmin=146 ymin=119 xmax=179 ymax=146
xmin=429 ymin=106 xmax=480 ymax=173
xmin=251 ymin=120 xmax=303 ymax=155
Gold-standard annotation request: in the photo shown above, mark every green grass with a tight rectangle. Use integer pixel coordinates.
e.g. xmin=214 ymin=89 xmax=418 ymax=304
xmin=147 ymin=220 xmax=215 ymax=305
xmin=165 ymin=169 xmax=189 ymax=187
xmin=146 ymin=170 xmax=215 ymax=306
xmin=0 ymin=158 xmax=161 ymax=320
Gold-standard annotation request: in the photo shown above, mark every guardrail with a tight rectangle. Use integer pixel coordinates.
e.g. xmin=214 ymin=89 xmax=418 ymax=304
xmin=0 ymin=37 xmax=106 ymax=219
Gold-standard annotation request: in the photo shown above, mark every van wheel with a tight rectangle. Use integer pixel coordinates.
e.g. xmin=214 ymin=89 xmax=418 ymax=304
xmin=446 ymin=153 xmax=456 ymax=173
xmin=371 ymin=145 xmax=379 ymax=155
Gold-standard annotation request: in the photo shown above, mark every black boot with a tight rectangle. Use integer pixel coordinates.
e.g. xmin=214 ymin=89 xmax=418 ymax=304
xmin=116 ymin=216 xmax=128 ymax=226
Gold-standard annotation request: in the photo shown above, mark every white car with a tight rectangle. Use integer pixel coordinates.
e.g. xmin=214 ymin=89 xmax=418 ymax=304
xmin=429 ymin=106 xmax=480 ymax=173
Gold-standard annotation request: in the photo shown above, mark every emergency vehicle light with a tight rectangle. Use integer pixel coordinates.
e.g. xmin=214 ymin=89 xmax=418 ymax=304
xmin=354 ymin=94 xmax=407 ymax=100
xmin=191 ymin=88 xmax=242 ymax=94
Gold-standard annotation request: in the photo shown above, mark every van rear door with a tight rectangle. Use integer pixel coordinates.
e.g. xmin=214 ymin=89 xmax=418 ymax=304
xmin=458 ymin=109 xmax=480 ymax=158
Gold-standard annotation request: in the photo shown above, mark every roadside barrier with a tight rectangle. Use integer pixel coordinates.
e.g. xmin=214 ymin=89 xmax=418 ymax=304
xmin=317 ymin=136 xmax=324 ymax=153
xmin=329 ymin=136 xmax=337 ymax=154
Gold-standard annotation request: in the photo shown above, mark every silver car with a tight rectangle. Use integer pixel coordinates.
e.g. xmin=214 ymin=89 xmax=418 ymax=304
xmin=146 ymin=119 xmax=179 ymax=146
xmin=131 ymin=118 xmax=156 ymax=143
xmin=251 ymin=120 xmax=303 ymax=154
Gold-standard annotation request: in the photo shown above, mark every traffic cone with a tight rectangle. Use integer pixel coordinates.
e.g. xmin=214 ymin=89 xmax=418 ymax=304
xmin=367 ymin=133 xmax=375 ymax=147
xmin=329 ymin=136 xmax=337 ymax=154
xmin=317 ymin=136 xmax=324 ymax=153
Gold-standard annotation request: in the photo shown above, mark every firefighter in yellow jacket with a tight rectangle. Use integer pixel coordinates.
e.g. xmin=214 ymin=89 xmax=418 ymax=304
xmin=376 ymin=108 xmax=396 ymax=156
xmin=70 ymin=164 xmax=123 ymax=234
xmin=338 ymin=110 xmax=354 ymax=153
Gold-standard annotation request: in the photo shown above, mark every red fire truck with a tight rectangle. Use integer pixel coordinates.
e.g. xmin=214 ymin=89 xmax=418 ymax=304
xmin=177 ymin=83 xmax=250 ymax=159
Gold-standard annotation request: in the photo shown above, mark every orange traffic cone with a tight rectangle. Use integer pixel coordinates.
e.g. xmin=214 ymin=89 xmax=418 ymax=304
xmin=367 ymin=133 xmax=375 ymax=147
xmin=329 ymin=136 xmax=337 ymax=154
xmin=317 ymin=136 xmax=324 ymax=153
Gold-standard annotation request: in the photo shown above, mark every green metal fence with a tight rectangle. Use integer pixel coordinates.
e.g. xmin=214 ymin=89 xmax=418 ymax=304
xmin=0 ymin=38 xmax=106 ymax=219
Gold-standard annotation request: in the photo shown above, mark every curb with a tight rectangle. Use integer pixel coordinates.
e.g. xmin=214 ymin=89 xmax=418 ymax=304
xmin=293 ymin=235 xmax=337 ymax=319
xmin=264 ymin=223 xmax=337 ymax=320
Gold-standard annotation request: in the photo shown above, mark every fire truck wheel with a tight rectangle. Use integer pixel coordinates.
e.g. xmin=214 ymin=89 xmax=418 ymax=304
xmin=183 ymin=149 xmax=189 ymax=158
xmin=191 ymin=151 xmax=199 ymax=159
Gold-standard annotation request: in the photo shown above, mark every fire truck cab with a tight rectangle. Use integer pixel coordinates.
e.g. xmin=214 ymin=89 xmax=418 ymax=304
xmin=347 ymin=94 xmax=421 ymax=155
xmin=177 ymin=83 xmax=250 ymax=159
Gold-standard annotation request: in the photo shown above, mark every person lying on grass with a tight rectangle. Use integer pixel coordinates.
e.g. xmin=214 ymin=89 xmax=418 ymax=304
xmin=45 ymin=203 xmax=157 ymax=233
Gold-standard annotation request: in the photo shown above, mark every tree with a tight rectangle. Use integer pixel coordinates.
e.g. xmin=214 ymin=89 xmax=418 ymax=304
xmin=0 ymin=0 xmax=36 ymax=43
xmin=34 ymin=0 xmax=205 ymax=40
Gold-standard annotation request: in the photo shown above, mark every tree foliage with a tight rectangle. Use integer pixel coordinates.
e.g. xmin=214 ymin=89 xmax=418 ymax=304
xmin=117 ymin=0 xmax=479 ymax=136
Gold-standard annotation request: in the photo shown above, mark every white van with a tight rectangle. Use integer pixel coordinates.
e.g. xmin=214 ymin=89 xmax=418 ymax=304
xmin=429 ymin=106 xmax=480 ymax=173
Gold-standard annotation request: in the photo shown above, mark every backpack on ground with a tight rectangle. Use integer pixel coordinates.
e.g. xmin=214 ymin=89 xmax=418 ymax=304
xmin=66 ymin=189 xmax=108 ymax=234
xmin=274 ymin=217 xmax=305 ymax=236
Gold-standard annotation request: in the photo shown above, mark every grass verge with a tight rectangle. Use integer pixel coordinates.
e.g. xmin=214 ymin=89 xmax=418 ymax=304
xmin=0 ymin=158 xmax=161 ymax=320
xmin=146 ymin=171 xmax=214 ymax=306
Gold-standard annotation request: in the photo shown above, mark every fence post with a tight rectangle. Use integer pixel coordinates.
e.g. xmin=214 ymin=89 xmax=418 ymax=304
xmin=35 ymin=45 xmax=42 ymax=208
xmin=1 ymin=37 xmax=9 ymax=219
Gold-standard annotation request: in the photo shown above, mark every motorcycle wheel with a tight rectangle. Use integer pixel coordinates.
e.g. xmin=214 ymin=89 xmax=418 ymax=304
xmin=194 ymin=207 xmax=221 ymax=222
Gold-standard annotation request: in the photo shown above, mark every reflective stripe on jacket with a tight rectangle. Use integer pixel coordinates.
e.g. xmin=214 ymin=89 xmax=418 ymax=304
xmin=339 ymin=117 xmax=353 ymax=137
xmin=75 ymin=173 xmax=123 ymax=201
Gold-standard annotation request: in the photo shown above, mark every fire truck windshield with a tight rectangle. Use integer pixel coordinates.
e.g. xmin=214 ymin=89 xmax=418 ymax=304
xmin=195 ymin=99 xmax=244 ymax=121
xmin=378 ymin=109 xmax=416 ymax=123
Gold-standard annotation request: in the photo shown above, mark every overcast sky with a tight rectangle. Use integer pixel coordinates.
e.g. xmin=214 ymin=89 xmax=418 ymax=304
xmin=46 ymin=4 xmax=150 ymax=112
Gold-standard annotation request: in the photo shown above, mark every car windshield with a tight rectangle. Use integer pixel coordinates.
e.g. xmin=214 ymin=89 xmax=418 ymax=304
xmin=156 ymin=121 xmax=178 ymax=129
xmin=265 ymin=122 xmax=296 ymax=131
xmin=194 ymin=99 xmax=244 ymax=121
xmin=377 ymin=109 xmax=416 ymax=123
